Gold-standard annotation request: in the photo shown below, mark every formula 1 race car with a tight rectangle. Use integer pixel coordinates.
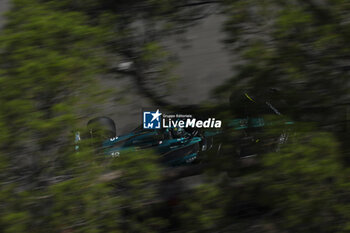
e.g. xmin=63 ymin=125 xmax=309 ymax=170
xmin=75 ymin=91 xmax=293 ymax=167
xmin=76 ymin=117 xmax=291 ymax=167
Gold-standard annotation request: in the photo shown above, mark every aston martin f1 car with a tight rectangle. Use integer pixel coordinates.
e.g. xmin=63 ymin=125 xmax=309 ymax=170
xmin=75 ymin=91 xmax=293 ymax=166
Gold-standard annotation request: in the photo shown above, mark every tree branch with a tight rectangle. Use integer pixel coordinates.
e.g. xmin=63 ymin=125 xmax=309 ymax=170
xmin=176 ymin=0 xmax=222 ymax=8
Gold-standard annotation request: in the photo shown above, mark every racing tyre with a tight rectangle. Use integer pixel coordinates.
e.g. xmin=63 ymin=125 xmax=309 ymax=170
xmin=87 ymin=117 xmax=116 ymax=140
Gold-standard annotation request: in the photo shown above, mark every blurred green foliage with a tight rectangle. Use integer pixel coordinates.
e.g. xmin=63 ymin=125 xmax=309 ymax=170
xmin=0 ymin=0 xmax=109 ymax=187
xmin=0 ymin=0 xmax=350 ymax=233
